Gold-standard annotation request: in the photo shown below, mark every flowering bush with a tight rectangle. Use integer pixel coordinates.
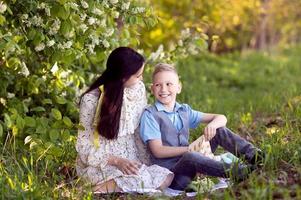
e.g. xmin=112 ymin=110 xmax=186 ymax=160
xmin=0 ymin=0 xmax=157 ymax=162
xmin=0 ymin=0 xmax=207 ymax=163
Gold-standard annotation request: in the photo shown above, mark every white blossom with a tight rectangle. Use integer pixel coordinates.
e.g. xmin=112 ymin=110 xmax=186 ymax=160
xmin=61 ymin=91 xmax=67 ymax=97
xmin=21 ymin=14 xmax=28 ymax=20
xmin=80 ymin=13 xmax=87 ymax=21
xmin=45 ymin=8 xmax=51 ymax=16
xmin=60 ymin=70 xmax=72 ymax=79
xmin=97 ymin=19 xmax=106 ymax=27
xmin=23 ymin=97 xmax=32 ymax=104
xmin=0 ymin=98 xmax=6 ymax=106
xmin=187 ymin=44 xmax=198 ymax=55
xmin=49 ymin=19 xmax=61 ymax=35
xmin=63 ymin=41 xmax=73 ymax=49
xmin=178 ymin=39 xmax=183 ymax=46
xmin=19 ymin=62 xmax=30 ymax=77
xmin=137 ymin=7 xmax=145 ymax=13
xmin=148 ymin=44 xmax=164 ymax=61
xmin=31 ymin=16 xmax=44 ymax=27
xmin=79 ymin=24 xmax=88 ymax=33
xmin=47 ymin=40 xmax=55 ymax=47
xmin=35 ymin=43 xmax=45 ymax=51
xmin=104 ymin=28 xmax=114 ymax=37
xmin=181 ymin=28 xmax=191 ymax=39
xmin=68 ymin=2 xmax=79 ymax=10
xmin=102 ymin=1 xmax=109 ymax=8
xmin=7 ymin=93 xmax=15 ymax=99
xmin=65 ymin=29 xmax=75 ymax=38
xmin=86 ymin=44 xmax=95 ymax=54
xmin=112 ymin=11 xmax=119 ymax=19
xmin=24 ymin=21 xmax=32 ymax=27
xmin=110 ymin=0 xmax=118 ymax=4
xmin=132 ymin=7 xmax=145 ymax=14
xmin=92 ymin=8 xmax=103 ymax=16
xmin=102 ymin=40 xmax=110 ymax=48
xmin=37 ymin=2 xmax=46 ymax=9
xmin=121 ymin=2 xmax=130 ymax=10
xmin=57 ymin=41 xmax=73 ymax=49
xmin=0 ymin=1 xmax=7 ymax=14
xmin=88 ymin=17 xmax=96 ymax=25
xmin=81 ymin=1 xmax=89 ymax=9
xmin=51 ymin=62 xmax=59 ymax=74
xmin=89 ymin=34 xmax=100 ymax=45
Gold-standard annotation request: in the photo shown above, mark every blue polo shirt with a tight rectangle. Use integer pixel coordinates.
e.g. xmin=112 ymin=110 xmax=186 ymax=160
xmin=140 ymin=101 xmax=203 ymax=143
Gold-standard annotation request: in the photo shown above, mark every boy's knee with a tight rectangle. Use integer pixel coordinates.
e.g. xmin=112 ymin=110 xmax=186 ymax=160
xmin=216 ymin=126 xmax=227 ymax=133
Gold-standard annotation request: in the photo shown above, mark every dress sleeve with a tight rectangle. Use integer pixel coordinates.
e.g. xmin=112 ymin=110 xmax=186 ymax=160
xmin=76 ymin=93 xmax=110 ymax=169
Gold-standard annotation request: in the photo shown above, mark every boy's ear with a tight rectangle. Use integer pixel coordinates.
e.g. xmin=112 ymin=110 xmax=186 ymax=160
xmin=177 ymin=82 xmax=182 ymax=94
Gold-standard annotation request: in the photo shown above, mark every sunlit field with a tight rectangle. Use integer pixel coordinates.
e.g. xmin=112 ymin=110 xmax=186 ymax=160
xmin=2 ymin=45 xmax=301 ymax=199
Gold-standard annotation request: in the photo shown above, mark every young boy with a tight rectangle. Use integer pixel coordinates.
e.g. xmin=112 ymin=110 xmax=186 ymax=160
xmin=140 ymin=63 xmax=264 ymax=190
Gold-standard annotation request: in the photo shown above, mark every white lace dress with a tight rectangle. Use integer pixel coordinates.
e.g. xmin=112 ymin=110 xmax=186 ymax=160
xmin=76 ymin=81 xmax=173 ymax=192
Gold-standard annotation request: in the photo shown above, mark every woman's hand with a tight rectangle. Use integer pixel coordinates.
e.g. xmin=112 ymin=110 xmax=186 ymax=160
xmin=111 ymin=157 xmax=141 ymax=175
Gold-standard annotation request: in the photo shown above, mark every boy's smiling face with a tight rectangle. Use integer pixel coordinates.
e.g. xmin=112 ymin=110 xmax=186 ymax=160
xmin=151 ymin=70 xmax=181 ymax=111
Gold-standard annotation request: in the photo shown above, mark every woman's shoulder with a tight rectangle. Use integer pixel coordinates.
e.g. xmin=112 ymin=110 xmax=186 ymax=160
xmin=80 ymin=88 xmax=100 ymax=105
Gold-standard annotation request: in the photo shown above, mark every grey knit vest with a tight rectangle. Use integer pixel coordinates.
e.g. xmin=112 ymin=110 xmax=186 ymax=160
xmin=145 ymin=105 xmax=190 ymax=169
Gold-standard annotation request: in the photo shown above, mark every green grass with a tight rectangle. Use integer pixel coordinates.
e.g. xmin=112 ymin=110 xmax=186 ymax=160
xmin=175 ymin=45 xmax=301 ymax=199
xmin=1 ymin=45 xmax=301 ymax=199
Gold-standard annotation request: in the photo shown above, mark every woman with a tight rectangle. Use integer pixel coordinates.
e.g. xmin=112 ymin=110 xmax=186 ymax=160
xmin=76 ymin=47 xmax=174 ymax=193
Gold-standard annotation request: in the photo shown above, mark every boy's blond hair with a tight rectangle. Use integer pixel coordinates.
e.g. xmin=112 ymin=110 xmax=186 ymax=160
xmin=152 ymin=63 xmax=178 ymax=81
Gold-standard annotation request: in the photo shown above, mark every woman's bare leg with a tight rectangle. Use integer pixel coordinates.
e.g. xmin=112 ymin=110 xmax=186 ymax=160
xmin=93 ymin=179 xmax=122 ymax=193
xmin=158 ymin=173 xmax=174 ymax=190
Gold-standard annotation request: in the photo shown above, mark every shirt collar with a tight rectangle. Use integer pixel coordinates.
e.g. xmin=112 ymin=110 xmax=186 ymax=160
xmin=154 ymin=101 xmax=183 ymax=112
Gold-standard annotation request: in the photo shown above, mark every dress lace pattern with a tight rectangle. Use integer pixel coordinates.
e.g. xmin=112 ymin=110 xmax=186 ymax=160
xmin=76 ymin=81 xmax=172 ymax=192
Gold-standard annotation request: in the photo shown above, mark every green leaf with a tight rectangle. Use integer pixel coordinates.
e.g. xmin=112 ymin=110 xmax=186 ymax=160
xmin=16 ymin=116 xmax=25 ymax=130
xmin=129 ymin=16 xmax=137 ymax=24
xmin=7 ymin=57 xmax=21 ymax=69
xmin=49 ymin=129 xmax=59 ymax=142
xmin=55 ymin=96 xmax=67 ymax=104
xmin=51 ymin=4 xmax=70 ymax=20
xmin=32 ymin=32 xmax=45 ymax=46
xmin=51 ymin=108 xmax=62 ymax=120
xmin=61 ymin=129 xmax=70 ymax=141
xmin=0 ymin=124 xmax=3 ymax=138
xmin=49 ymin=145 xmax=63 ymax=157
xmin=35 ymin=125 xmax=46 ymax=134
xmin=4 ymin=114 xmax=12 ymax=128
xmin=24 ymin=117 xmax=36 ymax=127
xmin=63 ymin=116 xmax=72 ymax=127
xmin=60 ymin=20 xmax=72 ymax=36
xmin=76 ymin=123 xmax=85 ymax=131
xmin=0 ymin=15 xmax=6 ymax=26
xmin=42 ymin=99 xmax=52 ymax=104
xmin=31 ymin=106 xmax=46 ymax=112
xmin=27 ymin=28 xmax=36 ymax=40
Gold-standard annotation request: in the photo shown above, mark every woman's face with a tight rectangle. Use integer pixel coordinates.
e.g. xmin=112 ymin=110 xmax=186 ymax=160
xmin=124 ymin=64 xmax=144 ymax=88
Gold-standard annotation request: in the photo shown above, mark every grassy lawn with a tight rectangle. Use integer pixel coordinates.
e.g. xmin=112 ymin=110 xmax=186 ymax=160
xmin=175 ymin=45 xmax=301 ymax=199
xmin=1 ymin=45 xmax=301 ymax=199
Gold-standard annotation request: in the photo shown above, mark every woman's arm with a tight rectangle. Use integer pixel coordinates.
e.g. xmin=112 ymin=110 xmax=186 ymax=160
xmin=148 ymin=139 xmax=189 ymax=158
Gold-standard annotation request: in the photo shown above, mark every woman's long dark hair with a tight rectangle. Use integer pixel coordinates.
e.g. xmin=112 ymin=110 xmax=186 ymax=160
xmin=83 ymin=47 xmax=145 ymax=140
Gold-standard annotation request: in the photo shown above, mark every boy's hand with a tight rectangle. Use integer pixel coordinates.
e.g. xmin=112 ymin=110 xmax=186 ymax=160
xmin=114 ymin=157 xmax=141 ymax=175
xmin=204 ymin=124 xmax=218 ymax=141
